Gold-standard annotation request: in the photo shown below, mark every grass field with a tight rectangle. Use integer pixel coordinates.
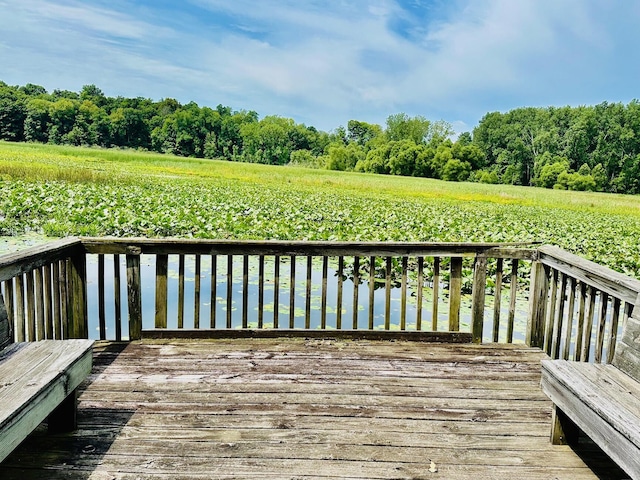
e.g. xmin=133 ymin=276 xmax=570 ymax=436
xmin=1 ymin=141 xmax=639 ymax=277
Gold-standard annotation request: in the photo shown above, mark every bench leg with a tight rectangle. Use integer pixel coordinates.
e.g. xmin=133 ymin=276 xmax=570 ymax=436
xmin=551 ymin=405 xmax=579 ymax=445
xmin=48 ymin=389 xmax=78 ymax=433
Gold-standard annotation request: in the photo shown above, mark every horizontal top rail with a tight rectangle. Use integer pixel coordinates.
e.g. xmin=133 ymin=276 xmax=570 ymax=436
xmin=538 ymin=245 xmax=640 ymax=305
xmin=0 ymin=238 xmax=83 ymax=283
xmin=80 ymin=237 xmax=540 ymax=258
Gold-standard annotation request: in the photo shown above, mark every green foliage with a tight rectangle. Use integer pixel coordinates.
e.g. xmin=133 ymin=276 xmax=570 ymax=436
xmin=442 ymin=159 xmax=471 ymax=181
xmin=385 ymin=141 xmax=419 ymax=176
xmin=591 ymin=163 xmax=607 ymax=191
xmin=537 ymin=161 xmax=569 ymax=188
xmin=289 ymin=149 xmax=324 ymax=168
xmin=3 ymin=142 xmax=640 ymax=278
xmin=4 ymin=79 xmax=640 ymax=194
xmin=477 ymin=170 xmax=499 ymax=184
xmin=474 ymin=101 xmax=640 ymax=193
xmin=325 ymin=142 xmax=364 ymax=171
xmin=0 ymin=86 xmax=26 ymax=141
xmin=555 ymin=171 xmax=596 ymax=191
xmin=347 ymin=120 xmax=382 ymax=147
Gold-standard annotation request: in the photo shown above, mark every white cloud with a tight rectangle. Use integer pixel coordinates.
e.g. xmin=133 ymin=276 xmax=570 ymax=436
xmin=0 ymin=0 xmax=637 ymax=131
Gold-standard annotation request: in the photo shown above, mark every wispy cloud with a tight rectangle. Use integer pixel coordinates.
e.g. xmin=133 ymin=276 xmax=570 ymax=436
xmin=0 ymin=0 xmax=638 ymax=131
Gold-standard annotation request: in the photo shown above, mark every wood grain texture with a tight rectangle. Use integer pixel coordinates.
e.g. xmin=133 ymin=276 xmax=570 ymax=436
xmin=0 ymin=339 xmax=93 ymax=463
xmin=0 ymin=339 xmax=621 ymax=479
xmin=449 ymin=257 xmax=463 ymax=331
xmin=471 ymin=255 xmax=487 ymax=343
xmin=526 ymin=262 xmax=548 ymax=348
xmin=0 ymin=238 xmax=82 ymax=283
xmin=538 ymin=245 xmax=640 ymax=306
xmin=80 ymin=237 xmax=539 ymax=258
xmin=541 ymin=359 xmax=640 ymax=480
xmin=613 ymin=315 xmax=640 ymax=382
xmin=0 ymin=292 xmax=10 ymax=349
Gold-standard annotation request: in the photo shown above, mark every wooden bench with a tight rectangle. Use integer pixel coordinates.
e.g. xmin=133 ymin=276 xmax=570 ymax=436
xmin=541 ymin=297 xmax=640 ymax=480
xmin=0 ymin=294 xmax=93 ymax=464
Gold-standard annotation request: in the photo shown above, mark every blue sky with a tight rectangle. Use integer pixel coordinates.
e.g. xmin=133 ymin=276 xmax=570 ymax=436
xmin=1 ymin=0 xmax=639 ymax=133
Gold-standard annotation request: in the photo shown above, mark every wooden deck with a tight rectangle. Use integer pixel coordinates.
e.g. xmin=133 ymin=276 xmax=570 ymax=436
xmin=0 ymin=339 xmax=628 ymax=479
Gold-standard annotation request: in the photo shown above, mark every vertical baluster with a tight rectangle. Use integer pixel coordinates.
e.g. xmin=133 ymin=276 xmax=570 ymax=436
xmin=574 ymin=282 xmax=587 ymax=361
xmin=52 ymin=262 xmax=61 ymax=339
xmin=289 ymin=256 xmax=296 ymax=329
xmin=59 ymin=261 xmax=68 ymax=339
xmin=606 ymin=298 xmax=621 ymax=364
xmin=551 ymin=273 xmax=567 ymax=359
xmin=449 ymin=257 xmax=462 ymax=332
xmin=594 ymin=292 xmax=609 ymax=363
xmin=258 ymin=255 xmax=265 ymax=329
xmin=432 ymin=257 xmax=440 ymax=331
xmin=241 ymin=255 xmax=248 ymax=329
xmin=580 ymin=286 xmax=597 ymax=362
xmin=155 ymin=254 xmax=168 ymax=329
xmin=226 ymin=255 xmax=233 ymax=329
xmin=492 ymin=258 xmax=504 ymax=343
xmin=210 ymin=255 xmax=217 ymax=328
xmin=273 ymin=256 xmax=280 ymax=328
xmin=15 ymin=274 xmax=25 ymax=342
xmin=526 ymin=262 xmax=548 ymax=348
xmin=305 ymin=256 xmax=312 ymax=329
xmin=113 ymin=255 xmax=122 ymax=341
xmin=352 ymin=256 xmax=360 ymax=329
xmin=3 ymin=279 xmax=14 ymax=338
xmin=178 ymin=255 xmax=185 ymax=329
xmin=194 ymin=255 xmax=202 ymax=329
xmin=562 ymin=278 xmax=577 ymax=360
xmin=507 ymin=259 xmax=518 ymax=343
xmin=416 ymin=257 xmax=424 ymax=331
xmin=471 ymin=256 xmax=487 ymax=343
xmin=126 ymin=254 xmax=142 ymax=341
xmin=68 ymin=251 xmax=88 ymax=340
xmin=34 ymin=267 xmax=45 ymax=341
xmin=26 ymin=270 xmax=36 ymax=341
xmin=99 ymin=254 xmax=107 ymax=338
xmin=400 ymin=257 xmax=407 ymax=331
xmin=321 ymin=256 xmax=328 ymax=330
xmin=336 ymin=256 xmax=344 ymax=330
xmin=384 ymin=257 xmax=391 ymax=330
xmin=369 ymin=256 xmax=376 ymax=330
xmin=544 ymin=270 xmax=559 ymax=355
xmin=43 ymin=264 xmax=53 ymax=339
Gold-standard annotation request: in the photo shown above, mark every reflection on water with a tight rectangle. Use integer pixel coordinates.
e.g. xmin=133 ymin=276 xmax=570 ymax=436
xmin=84 ymin=254 xmax=531 ymax=343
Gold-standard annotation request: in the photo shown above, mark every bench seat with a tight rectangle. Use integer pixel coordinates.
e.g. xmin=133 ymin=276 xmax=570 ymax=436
xmin=541 ymin=360 xmax=640 ymax=452
xmin=0 ymin=339 xmax=93 ymax=463
xmin=541 ymin=307 xmax=640 ymax=480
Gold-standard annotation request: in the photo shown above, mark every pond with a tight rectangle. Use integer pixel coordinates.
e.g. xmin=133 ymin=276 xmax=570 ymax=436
xmin=83 ymin=253 xmax=532 ymax=343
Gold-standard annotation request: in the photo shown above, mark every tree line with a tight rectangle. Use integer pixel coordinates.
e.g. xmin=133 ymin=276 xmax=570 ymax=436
xmin=1 ymin=80 xmax=639 ymax=193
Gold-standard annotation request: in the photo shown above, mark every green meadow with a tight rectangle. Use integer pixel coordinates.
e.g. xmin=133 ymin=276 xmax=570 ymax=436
xmin=1 ymin=141 xmax=639 ymax=277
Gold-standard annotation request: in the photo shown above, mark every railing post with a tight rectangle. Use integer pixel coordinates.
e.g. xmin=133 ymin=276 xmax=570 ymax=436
xmin=67 ymin=247 xmax=88 ymax=339
xmin=527 ymin=254 xmax=549 ymax=348
xmin=471 ymin=255 xmax=487 ymax=343
xmin=126 ymin=248 xmax=143 ymax=340
xmin=155 ymin=254 xmax=168 ymax=329
xmin=448 ymin=257 xmax=463 ymax=331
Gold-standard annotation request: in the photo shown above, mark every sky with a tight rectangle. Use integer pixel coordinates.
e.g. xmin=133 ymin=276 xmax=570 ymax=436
xmin=1 ymin=0 xmax=640 ymax=133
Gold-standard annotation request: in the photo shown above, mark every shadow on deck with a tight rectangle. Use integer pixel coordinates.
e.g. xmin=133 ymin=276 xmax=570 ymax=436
xmin=0 ymin=339 xmax=628 ymax=479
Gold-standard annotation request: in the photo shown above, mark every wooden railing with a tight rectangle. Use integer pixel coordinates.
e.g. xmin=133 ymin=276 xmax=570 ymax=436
xmin=80 ymin=238 xmax=535 ymax=343
xmin=0 ymin=238 xmax=87 ymax=341
xmin=1 ymin=237 xmax=638 ymax=360
xmin=527 ymin=246 xmax=640 ymax=362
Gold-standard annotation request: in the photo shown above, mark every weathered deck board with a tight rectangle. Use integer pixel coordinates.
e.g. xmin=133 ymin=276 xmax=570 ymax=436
xmin=0 ymin=339 xmax=627 ymax=479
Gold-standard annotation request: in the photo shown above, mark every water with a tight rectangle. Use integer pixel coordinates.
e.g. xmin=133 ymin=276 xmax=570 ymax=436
xmin=83 ymin=254 xmax=531 ymax=342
